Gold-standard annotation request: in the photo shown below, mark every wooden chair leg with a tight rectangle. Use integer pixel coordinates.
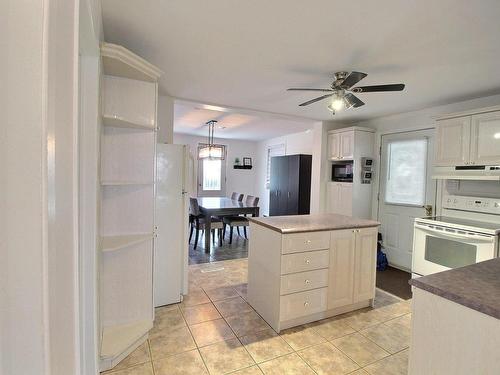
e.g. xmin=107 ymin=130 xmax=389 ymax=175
xmin=194 ymin=227 xmax=199 ymax=249
xmin=229 ymin=226 xmax=233 ymax=244
xmin=223 ymin=224 xmax=226 ymax=239
xmin=243 ymin=226 xmax=247 ymax=239
xmin=218 ymin=229 xmax=223 ymax=246
xmin=237 ymin=226 xmax=241 ymax=236
xmin=212 ymin=229 xmax=215 ymax=245
xmin=189 ymin=224 xmax=194 ymax=243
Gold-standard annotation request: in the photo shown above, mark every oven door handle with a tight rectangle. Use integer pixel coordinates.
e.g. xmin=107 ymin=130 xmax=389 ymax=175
xmin=414 ymin=224 xmax=496 ymax=244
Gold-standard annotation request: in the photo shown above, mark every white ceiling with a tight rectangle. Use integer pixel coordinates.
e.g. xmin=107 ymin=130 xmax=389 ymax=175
xmin=102 ymin=0 xmax=500 ymax=125
xmin=173 ymin=100 xmax=315 ymax=141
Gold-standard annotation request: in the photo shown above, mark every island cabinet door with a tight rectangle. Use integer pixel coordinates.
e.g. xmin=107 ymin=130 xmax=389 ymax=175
xmin=353 ymin=227 xmax=378 ymax=303
xmin=327 ymin=229 xmax=355 ymax=309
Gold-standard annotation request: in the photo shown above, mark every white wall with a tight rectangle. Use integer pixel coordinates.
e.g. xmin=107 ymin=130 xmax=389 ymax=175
xmin=2 ymin=1 xmax=83 ymax=374
xmin=354 ymin=93 xmax=500 ymax=220
xmin=173 ymin=133 xmax=259 ymax=198
xmin=255 ymin=130 xmax=315 ymax=216
xmin=158 ymin=95 xmax=175 ymax=143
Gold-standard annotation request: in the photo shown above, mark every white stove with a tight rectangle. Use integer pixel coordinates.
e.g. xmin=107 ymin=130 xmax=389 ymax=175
xmin=412 ymin=195 xmax=500 ymax=277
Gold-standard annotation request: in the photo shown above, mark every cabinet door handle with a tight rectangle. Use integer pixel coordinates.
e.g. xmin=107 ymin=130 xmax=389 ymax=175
xmin=304 ymin=301 xmax=309 ymax=307
xmin=288 ymin=191 xmax=291 ymax=198
xmin=305 ymin=279 xmax=310 ymax=284
xmin=305 ymin=259 xmax=311 ymax=264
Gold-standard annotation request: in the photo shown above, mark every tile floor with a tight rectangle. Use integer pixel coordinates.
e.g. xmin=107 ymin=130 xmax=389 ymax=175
xmin=102 ymin=258 xmax=412 ymax=375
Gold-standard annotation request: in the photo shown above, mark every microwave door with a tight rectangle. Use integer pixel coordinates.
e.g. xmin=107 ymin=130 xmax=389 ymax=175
xmin=413 ymin=224 xmax=496 ymax=276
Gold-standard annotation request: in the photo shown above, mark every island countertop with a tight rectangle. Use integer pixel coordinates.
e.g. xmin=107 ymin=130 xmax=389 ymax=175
xmin=248 ymin=213 xmax=380 ymax=234
xmin=409 ymin=258 xmax=500 ymax=320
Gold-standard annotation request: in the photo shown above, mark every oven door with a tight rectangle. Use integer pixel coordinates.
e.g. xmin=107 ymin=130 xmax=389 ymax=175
xmin=412 ymin=223 xmax=498 ymax=276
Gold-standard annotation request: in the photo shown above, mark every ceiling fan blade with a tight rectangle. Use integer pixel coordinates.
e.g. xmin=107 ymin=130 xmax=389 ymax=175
xmin=287 ymin=88 xmax=333 ymax=92
xmin=351 ymin=84 xmax=405 ymax=93
xmin=298 ymin=94 xmax=333 ymax=107
xmin=345 ymin=93 xmax=365 ymax=108
xmin=341 ymin=71 xmax=367 ymax=88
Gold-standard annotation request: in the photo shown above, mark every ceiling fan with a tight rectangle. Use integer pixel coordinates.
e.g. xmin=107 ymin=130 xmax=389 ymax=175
xmin=287 ymin=71 xmax=405 ymax=114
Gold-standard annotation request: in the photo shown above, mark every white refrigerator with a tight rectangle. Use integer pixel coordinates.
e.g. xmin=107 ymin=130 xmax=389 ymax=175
xmin=154 ymin=144 xmax=192 ymax=307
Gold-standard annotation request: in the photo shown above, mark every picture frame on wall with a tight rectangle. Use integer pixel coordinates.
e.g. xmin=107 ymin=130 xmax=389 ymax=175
xmin=243 ymin=157 xmax=252 ymax=166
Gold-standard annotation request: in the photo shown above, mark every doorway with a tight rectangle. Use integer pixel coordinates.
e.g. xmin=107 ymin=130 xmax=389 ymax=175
xmin=377 ymin=129 xmax=436 ymax=271
xmin=197 ymin=151 xmax=227 ymax=197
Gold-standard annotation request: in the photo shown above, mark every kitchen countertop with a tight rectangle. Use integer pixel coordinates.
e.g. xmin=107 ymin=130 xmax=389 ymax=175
xmin=409 ymin=258 xmax=500 ymax=320
xmin=248 ymin=213 xmax=380 ymax=234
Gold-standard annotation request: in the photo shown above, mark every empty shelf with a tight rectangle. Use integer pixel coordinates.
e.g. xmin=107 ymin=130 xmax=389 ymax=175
xmin=100 ymin=234 xmax=153 ymax=253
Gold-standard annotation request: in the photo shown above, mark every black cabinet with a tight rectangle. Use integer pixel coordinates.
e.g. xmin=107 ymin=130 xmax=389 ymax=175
xmin=269 ymin=154 xmax=312 ymax=216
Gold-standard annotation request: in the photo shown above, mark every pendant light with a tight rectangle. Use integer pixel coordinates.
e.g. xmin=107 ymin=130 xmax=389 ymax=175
xmin=198 ymin=120 xmax=225 ymax=159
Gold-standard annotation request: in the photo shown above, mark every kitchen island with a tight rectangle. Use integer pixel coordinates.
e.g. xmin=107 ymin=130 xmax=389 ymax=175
xmin=408 ymin=258 xmax=500 ymax=374
xmin=247 ymin=213 xmax=380 ymax=332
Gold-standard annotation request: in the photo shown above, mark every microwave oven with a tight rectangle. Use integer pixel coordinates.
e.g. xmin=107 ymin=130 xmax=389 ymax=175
xmin=332 ymin=162 xmax=353 ymax=182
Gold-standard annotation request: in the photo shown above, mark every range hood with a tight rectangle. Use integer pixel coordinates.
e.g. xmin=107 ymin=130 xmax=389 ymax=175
xmin=433 ymin=165 xmax=500 ymax=181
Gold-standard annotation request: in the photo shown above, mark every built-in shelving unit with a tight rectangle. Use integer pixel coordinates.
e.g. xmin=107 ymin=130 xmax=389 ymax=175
xmin=99 ymin=42 xmax=162 ymax=372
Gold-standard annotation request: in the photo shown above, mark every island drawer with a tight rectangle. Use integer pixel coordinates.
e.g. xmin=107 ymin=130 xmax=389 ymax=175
xmin=280 ymin=269 xmax=329 ymax=295
xmin=279 ymin=288 xmax=328 ymax=321
xmin=281 ymin=249 xmax=329 ymax=274
xmin=282 ymin=231 xmax=330 ymax=254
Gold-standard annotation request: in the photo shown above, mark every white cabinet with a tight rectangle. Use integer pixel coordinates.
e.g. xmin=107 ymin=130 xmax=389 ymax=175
xmin=327 ymin=227 xmax=377 ymax=309
xmin=470 ymin=111 xmax=500 ymax=165
xmin=434 ymin=110 xmax=500 ymax=166
xmin=327 ymin=182 xmax=353 ymax=216
xmin=248 ymin=222 xmax=378 ymax=332
xmin=434 ymin=117 xmax=471 ymax=166
xmin=328 ymin=131 xmax=354 ymax=160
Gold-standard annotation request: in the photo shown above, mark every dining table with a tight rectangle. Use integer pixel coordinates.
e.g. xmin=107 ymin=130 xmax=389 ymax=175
xmin=197 ymin=197 xmax=260 ymax=252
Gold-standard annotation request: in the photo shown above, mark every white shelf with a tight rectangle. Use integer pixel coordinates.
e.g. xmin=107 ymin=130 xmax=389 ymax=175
xmin=101 ymin=181 xmax=154 ymax=186
xmin=102 ymin=115 xmax=155 ymax=130
xmin=100 ymin=234 xmax=153 ymax=253
xmin=100 ymin=320 xmax=152 ymax=370
xmin=101 ymin=43 xmax=163 ymax=82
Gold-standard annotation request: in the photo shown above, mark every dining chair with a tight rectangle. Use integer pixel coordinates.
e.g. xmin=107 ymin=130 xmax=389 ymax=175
xmin=230 ymin=192 xmax=244 ymax=201
xmin=223 ymin=195 xmax=259 ymax=244
xmin=189 ymin=197 xmax=224 ymax=249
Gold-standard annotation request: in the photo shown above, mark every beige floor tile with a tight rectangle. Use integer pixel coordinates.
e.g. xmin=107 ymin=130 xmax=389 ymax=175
xmin=338 ymin=309 xmax=386 ymax=331
xmin=383 ymin=313 xmax=411 ymax=334
xmin=149 ymin=326 xmax=196 ymax=361
xmin=240 ymin=329 xmax=293 ymax=363
xmin=348 ymin=370 xmax=369 ymax=375
xmin=360 ymin=323 xmax=410 ymax=354
xmin=375 ymin=301 xmax=412 ymax=322
xmin=200 ymin=338 xmax=255 ymax=374
xmin=104 ymin=342 xmax=150 ymax=372
xmin=155 ymin=303 xmax=180 ymax=313
xmin=308 ymin=317 xmax=356 ymax=340
xmin=331 ymin=332 xmax=389 ymax=367
xmin=364 ymin=349 xmax=409 ymax=375
xmin=298 ymin=342 xmax=359 ymax=375
xmin=258 ymin=353 xmax=315 ymax=375
xmin=226 ymin=311 xmax=271 ymax=337
xmin=229 ymin=365 xmax=263 ymax=374
xmin=103 ymin=362 xmax=154 ymax=375
xmin=153 ymin=349 xmax=208 ymax=375
xmin=190 ymin=318 xmax=236 ymax=347
xmin=233 ymin=283 xmax=248 ymax=300
xmin=279 ymin=325 xmax=326 ymax=351
xmin=205 ymin=285 xmax=240 ymax=301
xmin=181 ymin=288 xmax=211 ymax=307
xmin=149 ymin=308 xmax=187 ymax=339
xmin=181 ymin=302 xmax=221 ymax=325
xmin=214 ymin=296 xmax=254 ymax=317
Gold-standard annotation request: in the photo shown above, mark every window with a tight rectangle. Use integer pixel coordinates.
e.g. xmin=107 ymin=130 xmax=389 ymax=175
xmin=266 ymin=144 xmax=285 ymax=188
xmin=197 ymin=144 xmax=227 ymax=197
xmin=384 ymin=138 xmax=428 ymax=206
xmin=202 ymin=159 xmax=222 ymax=190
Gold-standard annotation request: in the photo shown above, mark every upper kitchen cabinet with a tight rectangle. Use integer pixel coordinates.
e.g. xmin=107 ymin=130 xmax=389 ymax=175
xmin=434 ymin=108 xmax=500 ymax=166
xmin=470 ymin=111 xmax=500 ymax=165
xmin=327 ymin=127 xmax=374 ymax=161
xmin=434 ymin=117 xmax=471 ymax=166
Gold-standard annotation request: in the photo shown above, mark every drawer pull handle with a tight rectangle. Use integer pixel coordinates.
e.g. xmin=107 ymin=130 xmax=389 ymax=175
xmin=305 ymin=259 xmax=311 ymax=264
xmin=304 ymin=302 xmax=309 ymax=307
xmin=305 ymin=279 xmax=310 ymax=284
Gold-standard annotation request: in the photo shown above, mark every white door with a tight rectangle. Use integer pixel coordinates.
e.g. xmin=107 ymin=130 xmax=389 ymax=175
xmin=155 ymin=144 xmax=189 ymax=306
xmin=378 ymin=129 xmax=436 ymax=270
xmin=434 ymin=116 xmax=470 ymax=166
xmin=197 ymin=157 xmax=227 ymax=197
xmin=339 ymin=131 xmax=354 ymax=160
xmin=470 ymin=111 xmax=500 ymax=165
xmin=327 ymin=182 xmax=353 ymax=216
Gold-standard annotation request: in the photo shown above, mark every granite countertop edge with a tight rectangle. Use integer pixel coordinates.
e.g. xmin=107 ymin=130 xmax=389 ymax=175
xmin=409 ymin=260 xmax=500 ymax=320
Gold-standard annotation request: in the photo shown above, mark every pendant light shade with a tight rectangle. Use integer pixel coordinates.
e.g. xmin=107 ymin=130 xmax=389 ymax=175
xmin=198 ymin=120 xmax=226 ymax=160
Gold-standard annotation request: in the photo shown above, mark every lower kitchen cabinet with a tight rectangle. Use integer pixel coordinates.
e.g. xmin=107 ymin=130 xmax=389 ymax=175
xmin=248 ymin=221 xmax=378 ymax=332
